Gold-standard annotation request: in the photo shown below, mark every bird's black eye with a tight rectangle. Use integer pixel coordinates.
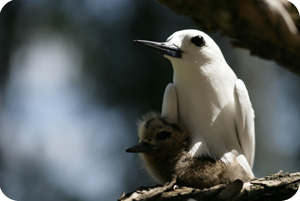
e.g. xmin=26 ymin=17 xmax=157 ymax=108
xmin=191 ymin=35 xmax=205 ymax=47
xmin=156 ymin=131 xmax=171 ymax=141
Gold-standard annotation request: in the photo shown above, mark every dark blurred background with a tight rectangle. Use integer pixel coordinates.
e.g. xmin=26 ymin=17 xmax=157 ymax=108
xmin=0 ymin=1 xmax=299 ymax=200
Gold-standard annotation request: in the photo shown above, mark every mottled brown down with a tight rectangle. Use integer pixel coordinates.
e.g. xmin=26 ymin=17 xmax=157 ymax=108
xmin=126 ymin=112 xmax=253 ymax=189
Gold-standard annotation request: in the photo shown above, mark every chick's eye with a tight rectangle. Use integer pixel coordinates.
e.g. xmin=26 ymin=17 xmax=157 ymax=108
xmin=156 ymin=131 xmax=171 ymax=140
xmin=191 ymin=35 xmax=205 ymax=47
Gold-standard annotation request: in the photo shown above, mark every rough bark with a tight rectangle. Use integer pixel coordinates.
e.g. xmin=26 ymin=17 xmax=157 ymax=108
xmin=155 ymin=0 xmax=300 ymax=75
xmin=119 ymin=171 xmax=300 ymax=201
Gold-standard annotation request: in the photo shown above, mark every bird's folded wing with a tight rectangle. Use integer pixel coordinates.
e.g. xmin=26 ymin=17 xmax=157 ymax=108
xmin=234 ymin=79 xmax=255 ymax=168
xmin=162 ymin=83 xmax=178 ymax=122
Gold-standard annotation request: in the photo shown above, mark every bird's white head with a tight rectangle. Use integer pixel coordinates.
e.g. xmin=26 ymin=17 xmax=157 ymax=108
xmin=135 ymin=29 xmax=226 ymax=69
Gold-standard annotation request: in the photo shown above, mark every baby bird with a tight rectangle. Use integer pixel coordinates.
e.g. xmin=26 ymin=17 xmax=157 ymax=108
xmin=126 ymin=112 xmax=253 ymax=189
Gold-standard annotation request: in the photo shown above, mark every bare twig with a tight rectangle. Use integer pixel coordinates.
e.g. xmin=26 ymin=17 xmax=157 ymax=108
xmin=119 ymin=172 xmax=300 ymax=201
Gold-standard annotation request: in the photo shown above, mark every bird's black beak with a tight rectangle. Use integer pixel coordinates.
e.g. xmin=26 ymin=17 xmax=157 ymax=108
xmin=126 ymin=141 xmax=157 ymax=153
xmin=134 ymin=40 xmax=182 ymax=58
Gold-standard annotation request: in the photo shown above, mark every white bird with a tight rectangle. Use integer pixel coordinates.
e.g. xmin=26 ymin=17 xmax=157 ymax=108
xmin=135 ymin=29 xmax=255 ymax=177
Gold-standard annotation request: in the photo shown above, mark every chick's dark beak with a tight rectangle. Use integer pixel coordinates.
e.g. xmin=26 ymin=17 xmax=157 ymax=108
xmin=126 ymin=141 xmax=157 ymax=153
xmin=134 ymin=40 xmax=182 ymax=58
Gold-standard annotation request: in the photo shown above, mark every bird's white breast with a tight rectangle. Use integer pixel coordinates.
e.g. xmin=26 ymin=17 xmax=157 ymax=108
xmin=171 ymin=59 xmax=241 ymax=159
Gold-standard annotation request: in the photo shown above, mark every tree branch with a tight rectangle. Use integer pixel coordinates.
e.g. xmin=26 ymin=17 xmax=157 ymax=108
xmin=119 ymin=171 xmax=300 ymax=201
xmin=156 ymin=0 xmax=300 ymax=75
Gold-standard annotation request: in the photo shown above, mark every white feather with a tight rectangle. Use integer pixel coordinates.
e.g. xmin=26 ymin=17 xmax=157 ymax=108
xmin=161 ymin=83 xmax=178 ymax=122
xmin=234 ymin=79 xmax=255 ymax=168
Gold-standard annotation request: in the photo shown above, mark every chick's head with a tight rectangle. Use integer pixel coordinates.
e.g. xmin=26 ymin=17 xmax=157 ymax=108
xmin=127 ymin=112 xmax=190 ymax=155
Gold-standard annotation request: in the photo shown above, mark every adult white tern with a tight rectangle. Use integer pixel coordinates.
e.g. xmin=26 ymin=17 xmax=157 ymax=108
xmin=135 ymin=29 xmax=255 ymax=176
